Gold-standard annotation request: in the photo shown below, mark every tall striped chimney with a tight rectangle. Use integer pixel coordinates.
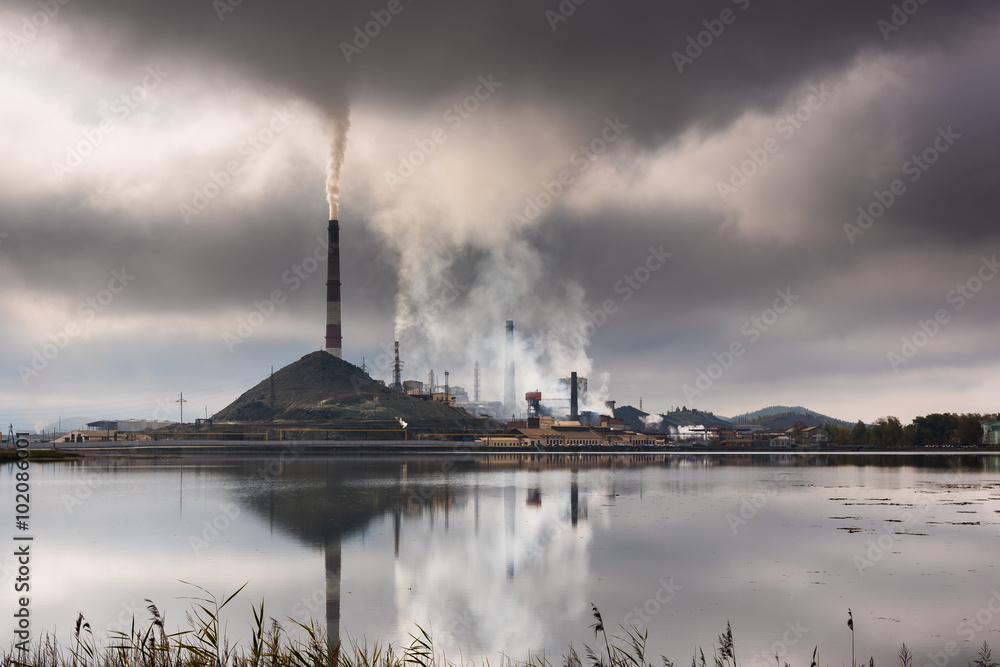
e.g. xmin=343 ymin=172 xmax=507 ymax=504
xmin=325 ymin=220 xmax=342 ymax=358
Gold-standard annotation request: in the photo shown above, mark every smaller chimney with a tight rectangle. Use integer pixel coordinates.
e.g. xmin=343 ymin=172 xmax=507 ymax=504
xmin=570 ymin=371 xmax=579 ymax=421
xmin=444 ymin=371 xmax=450 ymax=400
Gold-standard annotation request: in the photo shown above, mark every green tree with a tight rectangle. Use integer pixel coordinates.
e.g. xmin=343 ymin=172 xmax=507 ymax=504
xmin=852 ymin=420 xmax=868 ymax=447
xmin=912 ymin=413 xmax=959 ymax=447
xmin=870 ymin=417 xmax=903 ymax=448
xmin=956 ymin=413 xmax=985 ymax=447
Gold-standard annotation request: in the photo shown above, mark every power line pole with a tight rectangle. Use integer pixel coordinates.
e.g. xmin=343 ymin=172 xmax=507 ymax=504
xmin=176 ymin=392 xmax=187 ymax=425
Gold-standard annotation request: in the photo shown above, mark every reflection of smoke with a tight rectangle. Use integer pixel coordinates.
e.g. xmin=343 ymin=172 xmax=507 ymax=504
xmin=641 ymin=414 xmax=663 ymax=431
xmin=325 ymin=111 xmax=351 ymax=219
xmin=394 ymin=484 xmax=592 ymax=658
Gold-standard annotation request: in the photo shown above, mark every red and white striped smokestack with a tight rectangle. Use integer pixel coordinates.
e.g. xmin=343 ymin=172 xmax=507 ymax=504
xmin=325 ymin=220 xmax=342 ymax=358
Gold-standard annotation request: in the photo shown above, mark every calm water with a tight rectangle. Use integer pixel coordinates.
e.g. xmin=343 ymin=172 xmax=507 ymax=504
xmin=3 ymin=453 xmax=1000 ymax=666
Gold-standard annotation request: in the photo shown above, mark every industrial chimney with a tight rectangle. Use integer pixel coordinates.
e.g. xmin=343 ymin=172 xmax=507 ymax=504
xmin=325 ymin=220 xmax=342 ymax=358
xmin=393 ymin=341 xmax=402 ymax=392
xmin=504 ymin=320 xmax=515 ymax=418
xmin=570 ymin=371 xmax=579 ymax=421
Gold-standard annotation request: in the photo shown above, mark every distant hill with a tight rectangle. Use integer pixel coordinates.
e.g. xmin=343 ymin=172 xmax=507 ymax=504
xmin=213 ymin=351 xmax=488 ymax=428
xmin=726 ymin=405 xmax=853 ymax=429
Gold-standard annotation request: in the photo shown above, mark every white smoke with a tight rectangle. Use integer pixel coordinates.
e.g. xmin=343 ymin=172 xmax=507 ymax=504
xmin=350 ymin=103 xmax=631 ymax=403
xmin=640 ymin=414 xmax=663 ymax=431
xmin=580 ymin=371 xmax=611 ymax=415
xmin=325 ymin=111 xmax=351 ymax=219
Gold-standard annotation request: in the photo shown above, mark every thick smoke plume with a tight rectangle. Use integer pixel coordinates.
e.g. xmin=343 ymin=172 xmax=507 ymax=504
xmin=326 ymin=112 xmax=351 ymax=219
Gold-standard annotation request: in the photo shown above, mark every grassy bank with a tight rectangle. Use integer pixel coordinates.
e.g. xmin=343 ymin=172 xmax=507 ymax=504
xmin=4 ymin=588 xmax=998 ymax=667
xmin=0 ymin=449 xmax=82 ymax=464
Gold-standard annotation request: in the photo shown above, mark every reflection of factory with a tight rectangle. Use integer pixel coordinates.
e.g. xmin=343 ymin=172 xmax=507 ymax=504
xmin=231 ymin=458 xmax=594 ymax=649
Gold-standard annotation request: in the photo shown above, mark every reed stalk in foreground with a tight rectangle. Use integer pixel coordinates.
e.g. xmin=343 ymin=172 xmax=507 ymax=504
xmin=2 ymin=589 xmax=990 ymax=667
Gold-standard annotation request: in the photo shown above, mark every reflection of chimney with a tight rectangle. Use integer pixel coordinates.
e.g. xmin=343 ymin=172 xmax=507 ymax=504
xmin=570 ymin=371 xmax=579 ymax=421
xmin=504 ymin=485 xmax=515 ymax=580
xmin=393 ymin=509 xmax=401 ymax=558
xmin=571 ymin=479 xmax=579 ymax=528
xmin=325 ymin=535 xmax=341 ymax=646
xmin=325 ymin=220 xmax=342 ymax=358
xmin=504 ymin=321 xmax=515 ymax=417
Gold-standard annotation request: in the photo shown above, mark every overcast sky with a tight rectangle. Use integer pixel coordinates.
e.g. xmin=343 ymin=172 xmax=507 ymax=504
xmin=2 ymin=0 xmax=999 ymax=431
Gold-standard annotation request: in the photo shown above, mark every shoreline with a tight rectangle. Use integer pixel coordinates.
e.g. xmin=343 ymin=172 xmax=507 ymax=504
xmin=7 ymin=440 xmax=999 ymax=458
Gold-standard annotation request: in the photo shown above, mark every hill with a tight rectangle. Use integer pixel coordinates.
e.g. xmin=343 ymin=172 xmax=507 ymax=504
xmin=726 ymin=405 xmax=853 ymax=429
xmin=212 ymin=351 xmax=488 ymax=428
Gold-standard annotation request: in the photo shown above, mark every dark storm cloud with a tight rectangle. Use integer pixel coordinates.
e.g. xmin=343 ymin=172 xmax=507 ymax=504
xmin=0 ymin=189 xmax=391 ymax=318
xmin=12 ymin=0 xmax=997 ymax=142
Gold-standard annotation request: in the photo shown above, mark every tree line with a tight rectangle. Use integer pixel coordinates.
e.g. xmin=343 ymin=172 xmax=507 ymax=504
xmin=822 ymin=413 xmax=998 ymax=448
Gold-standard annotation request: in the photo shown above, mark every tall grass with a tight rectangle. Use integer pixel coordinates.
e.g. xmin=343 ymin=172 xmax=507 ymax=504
xmin=1 ymin=592 xmax=988 ymax=667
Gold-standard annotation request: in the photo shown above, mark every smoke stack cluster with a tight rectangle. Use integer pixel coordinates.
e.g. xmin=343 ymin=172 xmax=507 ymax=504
xmin=325 ymin=220 xmax=342 ymax=358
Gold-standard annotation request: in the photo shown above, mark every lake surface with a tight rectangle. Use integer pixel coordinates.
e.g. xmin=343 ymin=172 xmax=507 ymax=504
xmin=3 ymin=452 xmax=1000 ymax=667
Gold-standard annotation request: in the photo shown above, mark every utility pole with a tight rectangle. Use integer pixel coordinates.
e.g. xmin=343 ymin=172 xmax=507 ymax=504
xmin=176 ymin=392 xmax=187 ymax=425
